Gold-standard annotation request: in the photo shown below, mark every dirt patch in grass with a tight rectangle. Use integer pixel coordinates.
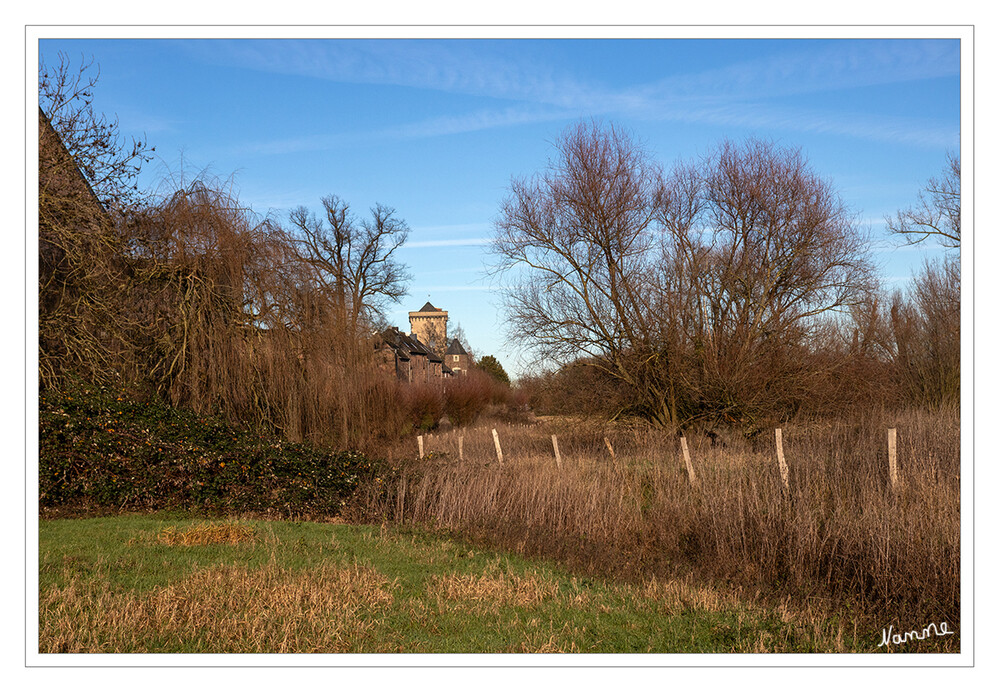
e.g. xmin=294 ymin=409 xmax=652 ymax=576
xmin=39 ymin=561 xmax=395 ymax=653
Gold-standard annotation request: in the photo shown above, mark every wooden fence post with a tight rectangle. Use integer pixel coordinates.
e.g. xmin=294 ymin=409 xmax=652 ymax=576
xmin=888 ymin=428 xmax=899 ymax=490
xmin=604 ymin=437 xmax=617 ymax=467
xmin=775 ymin=428 xmax=789 ymax=491
xmin=458 ymin=434 xmax=464 ymax=462
xmin=552 ymin=434 xmax=562 ymax=469
xmin=417 ymin=435 xmax=424 ymax=460
xmin=492 ymin=428 xmax=504 ymax=466
xmin=680 ymin=436 xmax=696 ymax=485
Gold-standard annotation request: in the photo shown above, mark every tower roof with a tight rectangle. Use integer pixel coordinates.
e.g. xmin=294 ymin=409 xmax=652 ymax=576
xmin=417 ymin=301 xmax=440 ymax=312
xmin=445 ymin=339 xmax=467 ymax=355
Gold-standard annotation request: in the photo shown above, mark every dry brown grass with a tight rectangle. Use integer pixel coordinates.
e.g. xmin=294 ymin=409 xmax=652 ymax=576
xmin=377 ymin=406 xmax=960 ymax=635
xmin=39 ymin=562 xmax=395 ymax=653
xmin=428 ymin=568 xmax=562 ymax=611
xmin=156 ymin=521 xmax=257 ymax=546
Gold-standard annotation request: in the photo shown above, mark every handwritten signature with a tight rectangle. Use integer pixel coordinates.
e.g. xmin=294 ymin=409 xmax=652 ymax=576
xmin=878 ymin=621 xmax=954 ymax=648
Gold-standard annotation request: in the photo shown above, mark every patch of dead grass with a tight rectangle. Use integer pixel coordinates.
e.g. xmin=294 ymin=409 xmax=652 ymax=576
xmin=428 ymin=569 xmax=562 ymax=611
xmin=632 ymin=574 xmax=744 ymax=614
xmin=155 ymin=521 xmax=257 ymax=546
xmin=39 ymin=561 xmax=395 ymax=653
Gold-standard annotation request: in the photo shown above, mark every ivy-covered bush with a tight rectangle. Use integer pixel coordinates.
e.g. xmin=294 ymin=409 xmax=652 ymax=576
xmin=39 ymin=380 xmax=390 ymax=516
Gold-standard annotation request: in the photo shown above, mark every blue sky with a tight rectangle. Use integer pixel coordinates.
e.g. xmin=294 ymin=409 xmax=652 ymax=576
xmin=36 ymin=37 xmax=962 ymax=379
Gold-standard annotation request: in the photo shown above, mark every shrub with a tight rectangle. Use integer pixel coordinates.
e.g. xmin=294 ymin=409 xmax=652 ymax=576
xmin=38 ymin=380 xmax=382 ymax=517
xmin=443 ymin=370 xmax=494 ymax=427
xmin=401 ymin=382 xmax=446 ymax=432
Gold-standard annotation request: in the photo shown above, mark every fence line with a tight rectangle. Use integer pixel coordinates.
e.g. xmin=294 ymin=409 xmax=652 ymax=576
xmin=407 ymin=425 xmax=909 ymax=494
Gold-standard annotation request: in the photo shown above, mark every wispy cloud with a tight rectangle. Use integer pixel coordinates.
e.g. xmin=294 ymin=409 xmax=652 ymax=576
xmin=870 ymin=239 xmax=951 ymax=253
xmin=117 ymin=108 xmax=183 ymax=135
xmin=194 ymin=39 xmax=595 ymax=109
xmin=231 ymin=105 xmax=570 ymax=157
xmin=642 ymin=101 xmax=958 ymax=149
xmin=411 ymin=222 xmax=491 ymax=235
xmin=418 ymin=285 xmax=496 ymax=292
xmin=383 ymin=105 xmax=571 ymax=140
xmin=203 ymin=38 xmax=958 ymax=153
xmin=404 ymin=238 xmax=491 ymax=249
xmin=202 ymin=39 xmax=957 ymax=112
xmin=627 ymin=40 xmax=958 ymax=107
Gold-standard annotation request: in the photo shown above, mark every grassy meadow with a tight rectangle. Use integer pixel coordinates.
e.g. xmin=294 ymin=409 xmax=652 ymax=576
xmin=38 ymin=384 xmax=960 ymax=654
xmin=40 ymin=514 xmax=903 ymax=654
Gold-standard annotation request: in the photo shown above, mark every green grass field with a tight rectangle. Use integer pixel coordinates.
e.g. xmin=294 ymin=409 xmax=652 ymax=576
xmin=38 ymin=514 xmax=898 ymax=654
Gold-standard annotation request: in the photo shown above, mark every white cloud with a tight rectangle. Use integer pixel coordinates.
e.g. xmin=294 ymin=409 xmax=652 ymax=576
xmin=403 ymin=238 xmax=491 ymax=249
xmin=411 ymin=222 xmax=491 ymax=235
xmin=208 ymin=38 xmax=959 ymax=153
xmin=870 ymin=239 xmax=951 ymax=253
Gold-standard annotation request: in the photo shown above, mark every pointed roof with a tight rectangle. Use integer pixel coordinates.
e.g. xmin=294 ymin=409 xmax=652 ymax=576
xmin=417 ymin=301 xmax=439 ymax=312
xmin=445 ymin=339 xmax=467 ymax=356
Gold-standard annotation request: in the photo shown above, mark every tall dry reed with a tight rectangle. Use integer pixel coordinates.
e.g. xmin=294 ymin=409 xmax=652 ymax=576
xmin=374 ymin=407 xmax=959 ymax=629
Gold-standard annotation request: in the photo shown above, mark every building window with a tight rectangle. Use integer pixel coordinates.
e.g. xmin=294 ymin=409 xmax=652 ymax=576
xmin=453 ymin=355 xmax=459 ymax=362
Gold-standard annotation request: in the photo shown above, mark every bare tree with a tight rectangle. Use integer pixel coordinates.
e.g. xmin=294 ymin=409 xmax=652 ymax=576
xmin=882 ymin=152 xmax=961 ymax=407
xmin=492 ymin=121 xmax=678 ymax=425
xmin=669 ymin=139 xmax=876 ymax=424
xmin=286 ymin=195 xmax=411 ymax=336
xmin=492 ymin=123 xmax=875 ymax=428
xmin=886 ymin=256 xmax=960 ymax=408
xmin=885 ymin=152 xmax=960 ymax=248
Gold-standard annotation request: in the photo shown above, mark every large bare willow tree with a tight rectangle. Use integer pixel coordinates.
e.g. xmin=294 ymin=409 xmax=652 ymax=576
xmin=492 ymin=122 xmax=875 ymax=428
xmin=38 ymin=54 xmax=419 ymax=448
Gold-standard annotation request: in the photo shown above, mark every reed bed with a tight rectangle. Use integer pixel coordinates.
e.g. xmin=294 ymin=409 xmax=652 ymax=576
xmin=376 ymin=406 xmax=960 ymax=633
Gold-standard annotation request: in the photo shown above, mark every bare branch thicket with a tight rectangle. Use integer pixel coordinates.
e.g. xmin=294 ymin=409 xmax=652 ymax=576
xmin=121 ymin=178 xmax=407 ymax=447
xmin=38 ymin=56 xmax=429 ymax=448
xmin=885 ymin=152 xmax=960 ymax=248
xmin=280 ymin=196 xmax=414 ymax=443
xmin=124 ymin=181 xmax=270 ymax=414
xmin=880 ymin=153 xmax=961 ymax=408
xmin=38 ymin=53 xmax=151 ymax=389
xmin=669 ymin=139 xmax=877 ymax=425
xmin=888 ymin=255 xmax=960 ymax=407
xmin=492 ymin=123 xmax=876 ymax=428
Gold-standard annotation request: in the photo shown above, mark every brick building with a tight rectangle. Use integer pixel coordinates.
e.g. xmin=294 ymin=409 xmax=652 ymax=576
xmin=377 ymin=302 xmax=473 ymax=383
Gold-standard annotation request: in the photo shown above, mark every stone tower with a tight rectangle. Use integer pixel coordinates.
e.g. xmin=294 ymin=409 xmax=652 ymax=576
xmin=408 ymin=301 xmax=448 ymax=354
